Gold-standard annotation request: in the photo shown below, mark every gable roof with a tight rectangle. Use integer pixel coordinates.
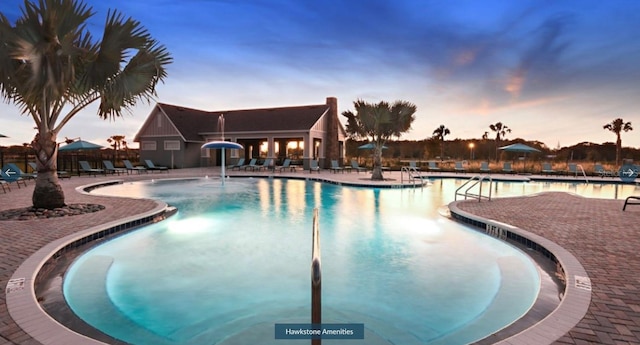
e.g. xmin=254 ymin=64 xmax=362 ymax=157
xmin=149 ymin=102 xmax=330 ymax=142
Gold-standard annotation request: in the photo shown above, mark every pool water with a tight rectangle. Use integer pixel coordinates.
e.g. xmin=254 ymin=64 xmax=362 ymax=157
xmin=65 ymin=178 xmax=549 ymax=344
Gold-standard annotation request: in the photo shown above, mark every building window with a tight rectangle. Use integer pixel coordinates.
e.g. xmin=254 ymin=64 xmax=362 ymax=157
xmin=164 ymin=140 xmax=180 ymax=151
xmin=141 ymin=141 xmax=157 ymax=151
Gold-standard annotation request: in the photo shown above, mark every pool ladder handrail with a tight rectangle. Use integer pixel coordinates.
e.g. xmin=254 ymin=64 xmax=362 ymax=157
xmin=454 ymin=175 xmax=493 ymax=202
xmin=311 ymin=208 xmax=321 ymax=345
xmin=574 ymin=164 xmax=590 ymax=183
xmin=401 ymin=166 xmax=423 ymax=187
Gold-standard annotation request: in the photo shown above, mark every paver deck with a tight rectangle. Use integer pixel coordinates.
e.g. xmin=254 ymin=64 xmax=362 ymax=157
xmin=1 ymin=167 xmax=638 ymax=344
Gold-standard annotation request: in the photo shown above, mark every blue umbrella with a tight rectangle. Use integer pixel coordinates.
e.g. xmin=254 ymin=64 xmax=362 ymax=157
xmin=201 ymin=141 xmax=244 ymax=185
xmin=358 ymin=143 xmax=388 ymax=150
xmin=498 ymin=143 xmax=540 ymax=153
xmin=59 ymin=139 xmax=103 ymax=151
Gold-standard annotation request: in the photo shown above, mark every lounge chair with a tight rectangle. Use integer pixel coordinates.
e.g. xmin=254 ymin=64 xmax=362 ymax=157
xmin=79 ymin=160 xmax=105 ymax=176
xmin=480 ymin=161 xmax=491 ymax=173
xmin=594 ymin=163 xmax=613 ymax=177
xmin=0 ymin=180 xmax=10 ymax=193
xmin=309 ymin=160 xmax=320 ymax=173
xmin=28 ymin=162 xmax=71 ymax=179
xmin=144 ymin=160 xmax=169 ymax=172
xmin=228 ymin=158 xmax=245 ymax=170
xmin=103 ymin=160 xmax=127 ymax=175
xmin=6 ymin=163 xmax=36 ymax=180
xmin=330 ymin=160 xmax=345 ymax=173
xmin=123 ymin=160 xmax=147 ymax=174
xmin=277 ymin=158 xmax=296 ymax=172
xmin=242 ymin=158 xmax=258 ymax=171
xmin=541 ymin=162 xmax=556 ymax=175
xmin=454 ymin=161 xmax=466 ymax=173
xmin=427 ymin=161 xmax=440 ymax=172
xmin=253 ymin=158 xmax=274 ymax=172
xmin=567 ymin=163 xmax=578 ymax=177
xmin=409 ymin=161 xmax=420 ymax=171
xmin=351 ymin=159 xmax=367 ymax=173
xmin=502 ymin=162 xmax=514 ymax=174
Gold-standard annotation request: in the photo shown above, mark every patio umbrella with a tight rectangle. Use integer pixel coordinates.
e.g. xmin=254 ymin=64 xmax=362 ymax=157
xmin=358 ymin=143 xmax=388 ymax=150
xmin=58 ymin=139 xmax=103 ymax=174
xmin=59 ymin=139 xmax=103 ymax=151
xmin=499 ymin=143 xmax=540 ymax=172
xmin=201 ymin=141 xmax=244 ymax=186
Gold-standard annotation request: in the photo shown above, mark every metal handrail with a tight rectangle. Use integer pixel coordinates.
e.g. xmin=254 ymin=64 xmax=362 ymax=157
xmin=401 ymin=166 xmax=423 ymax=187
xmin=311 ymin=208 xmax=321 ymax=345
xmin=576 ymin=164 xmax=589 ymax=183
xmin=455 ymin=175 xmax=492 ymax=202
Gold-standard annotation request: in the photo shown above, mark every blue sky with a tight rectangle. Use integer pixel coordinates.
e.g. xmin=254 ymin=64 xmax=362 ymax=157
xmin=1 ymin=0 xmax=639 ymax=149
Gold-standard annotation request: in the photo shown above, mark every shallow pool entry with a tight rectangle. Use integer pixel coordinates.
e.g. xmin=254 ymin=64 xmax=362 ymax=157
xmin=65 ymin=178 xmax=541 ymax=344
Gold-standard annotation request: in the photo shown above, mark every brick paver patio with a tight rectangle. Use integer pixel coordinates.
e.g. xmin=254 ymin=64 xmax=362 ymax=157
xmin=1 ymin=169 xmax=639 ymax=344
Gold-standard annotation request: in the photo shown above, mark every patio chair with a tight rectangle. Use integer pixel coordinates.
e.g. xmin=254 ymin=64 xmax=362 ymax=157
xmin=623 ymin=196 xmax=640 ymax=211
xmin=6 ymin=163 xmax=36 ymax=180
xmin=330 ymin=160 xmax=345 ymax=173
xmin=79 ymin=160 xmax=105 ymax=176
xmin=351 ymin=159 xmax=367 ymax=173
xmin=278 ymin=158 xmax=296 ymax=172
xmin=427 ymin=161 xmax=440 ymax=172
xmin=103 ymin=160 xmax=127 ymax=175
xmin=123 ymin=160 xmax=147 ymax=174
xmin=541 ymin=162 xmax=556 ymax=175
xmin=502 ymin=162 xmax=514 ymax=174
xmin=480 ymin=161 xmax=491 ymax=173
xmin=409 ymin=161 xmax=420 ymax=171
xmin=0 ymin=180 xmax=10 ymax=193
xmin=242 ymin=158 xmax=258 ymax=171
xmin=228 ymin=158 xmax=245 ymax=170
xmin=28 ymin=162 xmax=71 ymax=179
xmin=144 ymin=160 xmax=169 ymax=172
xmin=567 ymin=163 xmax=578 ymax=177
xmin=252 ymin=158 xmax=274 ymax=172
xmin=594 ymin=163 xmax=613 ymax=177
xmin=309 ymin=160 xmax=320 ymax=173
xmin=454 ymin=161 xmax=466 ymax=173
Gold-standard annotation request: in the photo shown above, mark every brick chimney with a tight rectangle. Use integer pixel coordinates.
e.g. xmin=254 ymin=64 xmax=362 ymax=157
xmin=324 ymin=97 xmax=339 ymax=168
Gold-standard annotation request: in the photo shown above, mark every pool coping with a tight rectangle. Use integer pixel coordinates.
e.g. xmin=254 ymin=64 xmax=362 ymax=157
xmin=448 ymin=200 xmax=592 ymax=344
xmin=6 ymin=180 xmax=170 ymax=345
xmin=5 ymin=175 xmax=591 ymax=345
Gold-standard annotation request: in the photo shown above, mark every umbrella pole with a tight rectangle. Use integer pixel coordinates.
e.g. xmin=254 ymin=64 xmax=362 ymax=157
xmin=221 ymin=147 xmax=225 ymax=186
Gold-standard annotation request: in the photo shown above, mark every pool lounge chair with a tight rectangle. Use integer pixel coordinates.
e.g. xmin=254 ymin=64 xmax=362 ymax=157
xmin=330 ymin=160 xmax=345 ymax=173
xmin=5 ymin=163 xmax=36 ymax=180
xmin=594 ymin=163 xmax=613 ymax=177
xmin=79 ymin=160 xmax=105 ymax=176
xmin=242 ymin=158 xmax=258 ymax=171
xmin=123 ymin=160 xmax=147 ymax=174
xmin=409 ymin=161 xmax=420 ymax=171
xmin=480 ymin=161 xmax=491 ymax=173
xmin=541 ymin=162 xmax=556 ymax=175
xmin=623 ymin=196 xmax=640 ymax=211
xmin=144 ymin=160 xmax=169 ymax=172
xmin=309 ymin=160 xmax=320 ymax=173
xmin=28 ymin=162 xmax=70 ymax=179
xmin=427 ymin=161 xmax=440 ymax=172
xmin=567 ymin=163 xmax=579 ymax=177
xmin=502 ymin=162 xmax=514 ymax=174
xmin=351 ymin=159 xmax=367 ymax=173
xmin=277 ymin=158 xmax=296 ymax=172
xmin=0 ymin=180 xmax=10 ymax=193
xmin=252 ymin=158 xmax=274 ymax=172
xmin=454 ymin=161 xmax=466 ymax=173
xmin=103 ymin=160 xmax=127 ymax=175
xmin=228 ymin=158 xmax=245 ymax=170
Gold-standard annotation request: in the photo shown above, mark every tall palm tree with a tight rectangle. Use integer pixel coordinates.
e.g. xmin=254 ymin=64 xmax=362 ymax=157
xmin=603 ymin=118 xmax=633 ymax=166
xmin=342 ymin=99 xmax=416 ymax=180
xmin=489 ymin=122 xmax=511 ymax=162
xmin=0 ymin=0 xmax=171 ymax=209
xmin=432 ymin=125 xmax=450 ymax=161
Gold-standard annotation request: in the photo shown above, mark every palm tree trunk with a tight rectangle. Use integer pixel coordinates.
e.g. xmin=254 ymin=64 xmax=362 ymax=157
xmin=371 ymin=146 xmax=384 ymax=180
xmin=616 ymin=134 xmax=621 ymax=167
xmin=31 ymin=132 xmax=65 ymax=209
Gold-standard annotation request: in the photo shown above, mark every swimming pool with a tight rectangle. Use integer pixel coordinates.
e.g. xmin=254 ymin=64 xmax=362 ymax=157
xmin=64 ymin=178 xmax=555 ymax=344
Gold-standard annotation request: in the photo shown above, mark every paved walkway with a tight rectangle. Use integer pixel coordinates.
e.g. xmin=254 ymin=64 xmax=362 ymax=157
xmin=457 ymin=193 xmax=640 ymax=344
xmin=0 ymin=168 xmax=638 ymax=344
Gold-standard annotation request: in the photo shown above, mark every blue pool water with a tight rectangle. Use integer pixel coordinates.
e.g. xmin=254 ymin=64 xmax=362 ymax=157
xmin=64 ymin=178 xmax=550 ymax=344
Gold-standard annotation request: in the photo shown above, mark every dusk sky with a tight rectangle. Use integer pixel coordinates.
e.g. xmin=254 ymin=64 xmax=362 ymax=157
xmin=1 ymin=0 xmax=639 ymax=149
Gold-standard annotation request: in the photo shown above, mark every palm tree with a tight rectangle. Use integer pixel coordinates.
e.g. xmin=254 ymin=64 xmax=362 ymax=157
xmin=489 ymin=122 xmax=511 ymax=162
xmin=432 ymin=125 xmax=450 ymax=161
xmin=342 ymin=99 xmax=416 ymax=180
xmin=603 ymin=118 xmax=633 ymax=166
xmin=107 ymin=135 xmax=127 ymax=162
xmin=0 ymin=0 xmax=172 ymax=209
